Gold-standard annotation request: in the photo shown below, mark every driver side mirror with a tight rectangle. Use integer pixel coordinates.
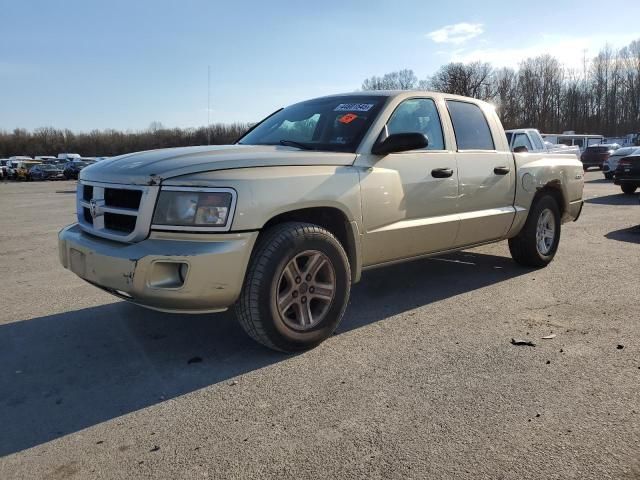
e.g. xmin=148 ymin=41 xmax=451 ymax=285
xmin=372 ymin=132 xmax=428 ymax=155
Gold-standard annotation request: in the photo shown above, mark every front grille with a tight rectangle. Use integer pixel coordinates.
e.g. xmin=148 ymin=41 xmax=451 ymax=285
xmin=105 ymin=188 xmax=142 ymax=209
xmin=77 ymin=181 xmax=159 ymax=243
xmin=83 ymin=185 xmax=93 ymax=201
xmin=104 ymin=212 xmax=136 ymax=233
xmin=83 ymin=207 xmax=93 ymax=225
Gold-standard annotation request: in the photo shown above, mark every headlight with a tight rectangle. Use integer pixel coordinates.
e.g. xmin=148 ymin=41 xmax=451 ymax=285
xmin=152 ymin=187 xmax=236 ymax=231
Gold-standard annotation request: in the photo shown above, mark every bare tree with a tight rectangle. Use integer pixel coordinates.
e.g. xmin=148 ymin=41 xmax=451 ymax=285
xmin=494 ymin=67 xmax=519 ymax=127
xmin=428 ymin=61 xmax=496 ymax=100
xmin=361 ymin=69 xmax=418 ymax=90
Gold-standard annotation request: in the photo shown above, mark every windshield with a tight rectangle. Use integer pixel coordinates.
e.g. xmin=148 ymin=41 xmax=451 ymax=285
xmin=238 ymin=95 xmax=388 ymax=153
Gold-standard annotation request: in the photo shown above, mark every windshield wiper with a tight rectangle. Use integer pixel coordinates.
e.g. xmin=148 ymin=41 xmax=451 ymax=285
xmin=279 ymin=139 xmax=314 ymax=150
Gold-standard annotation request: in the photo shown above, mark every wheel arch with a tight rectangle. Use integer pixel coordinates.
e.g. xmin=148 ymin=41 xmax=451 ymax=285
xmin=260 ymin=206 xmax=362 ymax=283
xmin=535 ymin=180 xmax=566 ymax=217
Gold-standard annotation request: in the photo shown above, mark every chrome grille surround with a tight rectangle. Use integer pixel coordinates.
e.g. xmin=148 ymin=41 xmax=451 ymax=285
xmin=77 ymin=180 xmax=160 ymax=243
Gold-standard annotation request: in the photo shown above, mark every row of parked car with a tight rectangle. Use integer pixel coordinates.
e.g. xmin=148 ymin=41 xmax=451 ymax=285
xmin=0 ymin=155 xmax=103 ymax=181
xmin=598 ymin=145 xmax=640 ymax=194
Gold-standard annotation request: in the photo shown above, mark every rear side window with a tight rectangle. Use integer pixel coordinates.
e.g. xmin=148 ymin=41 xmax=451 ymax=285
xmin=587 ymin=146 xmax=609 ymax=153
xmin=446 ymin=100 xmax=494 ymax=150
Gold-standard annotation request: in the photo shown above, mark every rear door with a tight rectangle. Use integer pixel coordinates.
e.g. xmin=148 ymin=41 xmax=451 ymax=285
xmin=445 ymin=99 xmax=516 ymax=247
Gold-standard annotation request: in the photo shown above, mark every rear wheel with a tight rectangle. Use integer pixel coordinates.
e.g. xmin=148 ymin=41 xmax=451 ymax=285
xmin=509 ymin=194 xmax=561 ymax=268
xmin=604 ymin=172 xmax=613 ymax=180
xmin=236 ymin=222 xmax=351 ymax=352
xmin=621 ymin=184 xmax=637 ymax=194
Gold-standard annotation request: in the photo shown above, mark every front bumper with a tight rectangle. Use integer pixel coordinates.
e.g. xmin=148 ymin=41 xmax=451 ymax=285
xmin=59 ymin=224 xmax=258 ymax=313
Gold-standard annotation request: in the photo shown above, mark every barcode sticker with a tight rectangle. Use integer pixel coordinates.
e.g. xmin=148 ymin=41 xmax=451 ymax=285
xmin=334 ymin=103 xmax=374 ymax=112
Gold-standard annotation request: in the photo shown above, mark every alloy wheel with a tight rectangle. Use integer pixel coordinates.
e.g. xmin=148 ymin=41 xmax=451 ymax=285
xmin=275 ymin=250 xmax=336 ymax=330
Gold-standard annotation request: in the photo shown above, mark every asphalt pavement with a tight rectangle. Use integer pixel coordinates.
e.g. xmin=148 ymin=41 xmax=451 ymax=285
xmin=0 ymin=173 xmax=638 ymax=479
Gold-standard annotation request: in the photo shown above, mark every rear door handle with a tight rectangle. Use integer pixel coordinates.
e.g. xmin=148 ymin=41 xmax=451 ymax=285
xmin=493 ymin=166 xmax=510 ymax=175
xmin=431 ymin=167 xmax=454 ymax=178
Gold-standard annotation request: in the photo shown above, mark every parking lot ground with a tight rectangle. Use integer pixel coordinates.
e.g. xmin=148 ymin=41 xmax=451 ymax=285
xmin=0 ymin=173 xmax=639 ymax=479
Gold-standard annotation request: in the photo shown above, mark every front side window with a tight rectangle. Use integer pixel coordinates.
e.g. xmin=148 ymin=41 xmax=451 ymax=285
xmin=386 ymin=98 xmax=445 ymax=150
xmin=446 ymin=100 xmax=494 ymax=150
xmin=513 ymin=133 xmax=533 ymax=151
xmin=238 ymin=95 xmax=388 ymax=153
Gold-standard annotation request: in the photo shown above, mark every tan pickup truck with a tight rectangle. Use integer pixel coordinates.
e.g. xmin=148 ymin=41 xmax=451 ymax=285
xmin=59 ymin=91 xmax=584 ymax=351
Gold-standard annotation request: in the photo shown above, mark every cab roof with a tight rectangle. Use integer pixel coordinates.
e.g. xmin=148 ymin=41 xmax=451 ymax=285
xmin=308 ymin=90 xmax=493 ymax=106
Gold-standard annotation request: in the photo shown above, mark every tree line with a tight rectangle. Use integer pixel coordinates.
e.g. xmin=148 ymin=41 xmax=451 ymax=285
xmin=0 ymin=123 xmax=249 ymax=158
xmin=362 ymin=38 xmax=640 ymax=137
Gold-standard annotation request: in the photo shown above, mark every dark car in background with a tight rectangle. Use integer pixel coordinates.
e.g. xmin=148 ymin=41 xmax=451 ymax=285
xmin=29 ymin=163 xmax=65 ymax=181
xmin=63 ymin=160 xmax=93 ymax=180
xmin=580 ymin=144 xmax=619 ymax=170
xmin=602 ymin=146 xmax=640 ymax=179
xmin=614 ymin=154 xmax=640 ymax=194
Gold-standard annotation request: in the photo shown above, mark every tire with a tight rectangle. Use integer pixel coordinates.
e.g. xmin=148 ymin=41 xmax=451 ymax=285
xmin=604 ymin=172 xmax=613 ymax=180
xmin=236 ymin=222 xmax=351 ymax=352
xmin=509 ymin=194 xmax=561 ymax=268
xmin=621 ymin=184 xmax=637 ymax=195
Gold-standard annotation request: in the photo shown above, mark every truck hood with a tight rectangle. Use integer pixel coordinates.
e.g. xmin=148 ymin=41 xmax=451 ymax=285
xmin=80 ymin=145 xmax=357 ymax=185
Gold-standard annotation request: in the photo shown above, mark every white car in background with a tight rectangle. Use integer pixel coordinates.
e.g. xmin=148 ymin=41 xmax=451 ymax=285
xmin=602 ymin=146 xmax=640 ymax=179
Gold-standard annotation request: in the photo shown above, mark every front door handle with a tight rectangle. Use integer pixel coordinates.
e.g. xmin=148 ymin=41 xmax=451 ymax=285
xmin=431 ymin=167 xmax=454 ymax=178
xmin=493 ymin=166 xmax=510 ymax=175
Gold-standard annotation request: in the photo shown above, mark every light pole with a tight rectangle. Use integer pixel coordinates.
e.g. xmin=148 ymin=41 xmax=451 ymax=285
xmin=207 ymin=65 xmax=211 ymax=145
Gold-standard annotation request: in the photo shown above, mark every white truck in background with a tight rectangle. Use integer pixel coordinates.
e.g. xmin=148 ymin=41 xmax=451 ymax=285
xmin=506 ymin=129 xmax=580 ymax=159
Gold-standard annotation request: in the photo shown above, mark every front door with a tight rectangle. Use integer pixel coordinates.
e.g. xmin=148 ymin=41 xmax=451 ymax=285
xmin=358 ymin=98 xmax=459 ymax=266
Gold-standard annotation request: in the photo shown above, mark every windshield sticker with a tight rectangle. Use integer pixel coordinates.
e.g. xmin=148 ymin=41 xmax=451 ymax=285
xmin=334 ymin=103 xmax=374 ymax=112
xmin=338 ymin=113 xmax=358 ymax=124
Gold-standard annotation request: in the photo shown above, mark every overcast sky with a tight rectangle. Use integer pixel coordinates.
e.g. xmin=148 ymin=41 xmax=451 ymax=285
xmin=2 ymin=0 xmax=639 ymax=131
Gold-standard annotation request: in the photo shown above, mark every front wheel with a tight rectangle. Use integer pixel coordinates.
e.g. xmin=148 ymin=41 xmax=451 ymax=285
xmin=509 ymin=194 xmax=561 ymax=268
xmin=236 ymin=222 xmax=351 ymax=352
xmin=604 ymin=172 xmax=613 ymax=180
xmin=621 ymin=184 xmax=637 ymax=195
